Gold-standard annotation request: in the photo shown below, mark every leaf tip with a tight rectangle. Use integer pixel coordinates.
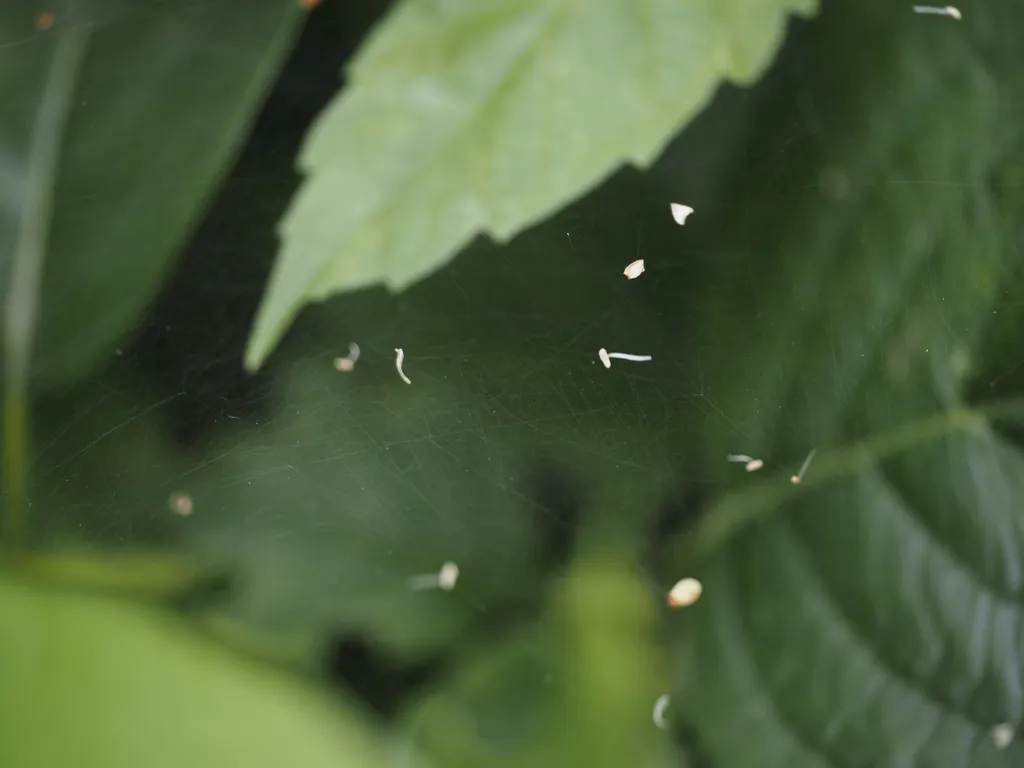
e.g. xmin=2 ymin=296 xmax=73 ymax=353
xmin=243 ymin=328 xmax=274 ymax=373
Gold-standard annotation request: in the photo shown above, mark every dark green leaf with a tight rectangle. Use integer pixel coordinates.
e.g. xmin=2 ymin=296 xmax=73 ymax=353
xmin=666 ymin=3 xmax=1024 ymax=765
xmin=0 ymin=1 xmax=303 ymax=388
xmin=245 ymin=0 xmax=818 ymax=369
xmin=179 ymin=359 xmax=548 ymax=659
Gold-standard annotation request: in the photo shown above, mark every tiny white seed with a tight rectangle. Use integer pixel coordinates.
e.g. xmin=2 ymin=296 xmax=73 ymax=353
xmin=667 ymin=577 xmax=703 ymax=608
xmin=653 ymin=694 xmax=671 ymax=729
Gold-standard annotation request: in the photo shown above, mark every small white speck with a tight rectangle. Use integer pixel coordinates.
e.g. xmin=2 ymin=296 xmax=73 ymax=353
xmin=790 ymin=448 xmax=818 ymax=485
xmin=670 ymin=203 xmax=694 ymax=225
xmin=410 ymin=561 xmax=459 ymax=591
xmin=394 ymin=348 xmax=411 ymax=384
xmin=333 ymin=342 xmax=361 ymax=372
xmin=912 ymin=5 xmax=961 ymax=19
xmin=168 ymin=491 xmax=193 ymax=517
xmin=623 ymin=259 xmax=645 ymax=279
xmin=438 ymin=561 xmax=459 ymax=591
xmin=727 ymin=454 xmax=763 ymax=472
xmin=991 ymin=723 xmax=1013 ymax=749
xmin=667 ymin=577 xmax=703 ymax=608
xmin=653 ymin=694 xmax=671 ymax=729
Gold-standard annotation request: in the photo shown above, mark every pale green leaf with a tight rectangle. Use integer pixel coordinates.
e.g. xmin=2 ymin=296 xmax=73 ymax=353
xmin=245 ymin=0 xmax=818 ymax=369
xmin=0 ymin=575 xmax=392 ymax=768
xmin=0 ymin=1 xmax=303 ymax=388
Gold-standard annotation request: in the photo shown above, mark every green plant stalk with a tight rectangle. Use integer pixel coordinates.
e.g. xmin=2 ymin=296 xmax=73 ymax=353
xmin=2 ymin=25 xmax=88 ymax=547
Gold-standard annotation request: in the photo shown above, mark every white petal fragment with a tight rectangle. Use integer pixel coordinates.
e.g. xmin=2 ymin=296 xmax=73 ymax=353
xmin=912 ymin=5 xmax=961 ymax=19
xmin=394 ymin=347 xmax=411 ymax=384
xmin=670 ymin=202 xmax=694 ymax=225
xmin=438 ymin=561 xmax=460 ymax=591
xmin=728 ymin=454 xmax=763 ymax=472
xmin=623 ymin=259 xmax=645 ymax=279
xmin=168 ymin=491 xmax=193 ymax=517
xmin=409 ymin=561 xmax=460 ymax=591
xmin=333 ymin=342 xmax=361 ymax=372
xmin=667 ymin=577 xmax=703 ymax=608
xmin=991 ymin=723 xmax=1014 ymax=749
xmin=599 ymin=350 xmax=653 ymax=367
xmin=653 ymin=694 xmax=671 ymax=729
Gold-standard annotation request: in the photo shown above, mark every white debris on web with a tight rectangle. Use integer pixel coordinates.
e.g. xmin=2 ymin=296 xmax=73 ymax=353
xmin=990 ymin=723 xmax=1014 ymax=749
xmin=652 ymin=694 xmax=671 ymax=729
xmin=912 ymin=5 xmax=961 ymax=19
xmin=409 ymin=561 xmax=460 ymax=592
xmin=438 ymin=561 xmax=459 ymax=591
xmin=727 ymin=454 xmax=763 ymax=472
xmin=790 ymin=448 xmax=818 ymax=485
xmin=598 ymin=348 xmax=652 ymax=368
xmin=670 ymin=203 xmax=694 ymax=225
xmin=333 ymin=342 xmax=361 ymax=372
xmin=623 ymin=259 xmax=645 ymax=279
xmin=394 ymin=347 xmax=411 ymax=384
xmin=666 ymin=577 xmax=703 ymax=608
xmin=168 ymin=491 xmax=193 ymax=517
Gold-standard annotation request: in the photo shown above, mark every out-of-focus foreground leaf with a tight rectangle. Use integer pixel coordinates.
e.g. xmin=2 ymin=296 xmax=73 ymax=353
xmin=409 ymin=555 xmax=673 ymax=768
xmin=244 ymin=0 xmax=818 ymax=369
xmin=0 ymin=1 xmax=303 ymax=388
xmin=0 ymin=576 xmax=390 ymax=768
xmin=665 ymin=3 xmax=1024 ymax=766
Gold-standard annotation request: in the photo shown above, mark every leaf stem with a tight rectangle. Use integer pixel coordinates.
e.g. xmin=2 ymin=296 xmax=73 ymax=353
xmin=675 ymin=400 xmax=1024 ymax=564
xmin=2 ymin=24 xmax=88 ymax=547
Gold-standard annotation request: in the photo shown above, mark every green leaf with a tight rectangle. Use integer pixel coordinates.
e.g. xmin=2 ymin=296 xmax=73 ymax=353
xmin=0 ymin=1 xmax=304 ymax=388
xmin=0 ymin=575 xmax=390 ymax=768
xmin=178 ymin=359 xmax=548 ymax=660
xmin=410 ymin=555 xmax=674 ymax=768
xmin=245 ymin=0 xmax=818 ymax=370
xmin=664 ymin=2 xmax=1024 ymax=765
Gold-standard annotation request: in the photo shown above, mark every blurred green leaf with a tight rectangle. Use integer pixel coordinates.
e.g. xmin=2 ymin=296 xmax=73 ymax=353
xmin=0 ymin=1 xmax=303 ymax=389
xmin=245 ymin=0 xmax=818 ymax=369
xmin=410 ymin=555 xmax=673 ymax=768
xmin=178 ymin=359 xmax=546 ymax=660
xmin=665 ymin=2 xmax=1024 ymax=766
xmin=0 ymin=575 xmax=391 ymax=768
